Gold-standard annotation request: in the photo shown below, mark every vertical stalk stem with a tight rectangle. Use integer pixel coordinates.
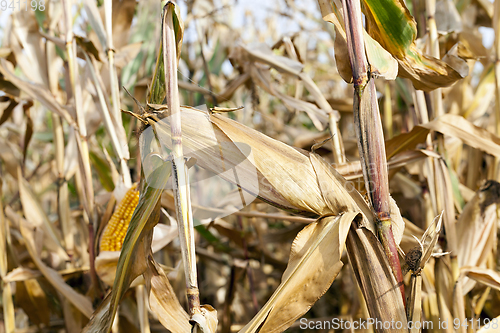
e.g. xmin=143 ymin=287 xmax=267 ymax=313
xmin=104 ymin=0 xmax=132 ymax=187
xmin=0 ymin=179 xmax=15 ymax=333
xmin=46 ymin=21 xmax=73 ymax=259
xmin=383 ymin=83 xmax=393 ymax=139
xmin=162 ymin=5 xmax=200 ymax=317
xmin=426 ymin=0 xmax=444 ymax=118
xmin=62 ymin=0 xmax=94 ymax=217
xmin=329 ymin=113 xmax=346 ymax=165
xmin=342 ymin=0 xmax=405 ymax=303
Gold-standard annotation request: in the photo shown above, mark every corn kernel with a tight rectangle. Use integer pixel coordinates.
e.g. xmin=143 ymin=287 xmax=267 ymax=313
xmin=100 ymin=183 xmax=140 ymax=252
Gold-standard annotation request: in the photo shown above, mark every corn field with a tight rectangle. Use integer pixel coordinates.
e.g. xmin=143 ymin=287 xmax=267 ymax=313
xmin=1 ymin=0 xmax=500 ymax=332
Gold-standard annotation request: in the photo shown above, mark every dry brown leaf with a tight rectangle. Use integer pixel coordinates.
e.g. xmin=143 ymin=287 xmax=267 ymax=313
xmin=0 ymin=138 xmax=19 ymax=178
xmin=456 ymin=181 xmax=500 ymax=293
xmin=146 ymin=259 xmax=191 ymax=333
xmin=240 ymin=212 xmax=357 ymax=333
xmin=5 ymin=208 xmax=93 ymax=318
xmin=17 ymin=172 xmax=69 ymax=260
xmin=385 ymin=126 xmax=430 ymax=159
xmin=346 ymin=224 xmax=407 ymax=333
xmin=0 ymin=59 xmax=77 ymax=128
xmin=422 ymin=114 xmax=500 ymax=157
xmin=461 ymin=267 xmax=500 ymax=290
xmin=96 ymin=224 xmax=178 ymax=286
xmin=192 ymin=305 xmax=218 ymax=333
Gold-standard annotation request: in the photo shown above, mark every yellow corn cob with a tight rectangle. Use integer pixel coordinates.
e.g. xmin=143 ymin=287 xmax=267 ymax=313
xmin=100 ymin=183 xmax=140 ymax=252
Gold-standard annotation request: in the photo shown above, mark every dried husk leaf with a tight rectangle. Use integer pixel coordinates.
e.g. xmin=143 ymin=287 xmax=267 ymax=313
xmin=142 ymin=105 xmax=412 ymax=242
xmin=239 ymin=212 xmax=356 ymax=333
xmin=145 ymin=259 xmax=191 ymax=333
xmin=149 ymin=107 xmax=342 ymax=215
xmin=346 ymin=224 xmax=407 ymax=333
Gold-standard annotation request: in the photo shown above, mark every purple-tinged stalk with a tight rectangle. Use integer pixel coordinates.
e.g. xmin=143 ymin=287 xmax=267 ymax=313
xmin=162 ymin=3 xmax=201 ymax=317
xmin=341 ymin=0 xmax=405 ymax=303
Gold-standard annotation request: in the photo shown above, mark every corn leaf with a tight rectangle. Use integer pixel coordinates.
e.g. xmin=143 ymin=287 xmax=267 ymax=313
xmin=346 ymin=224 xmax=408 ymax=333
xmin=148 ymin=1 xmax=183 ymax=104
xmin=83 ymin=155 xmax=171 ymax=333
xmin=145 ymin=258 xmax=191 ymax=333
xmin=362 ymin=0 xmax=468 ymax=90
xmin=240 ymin=212 xmax=357 ymax=333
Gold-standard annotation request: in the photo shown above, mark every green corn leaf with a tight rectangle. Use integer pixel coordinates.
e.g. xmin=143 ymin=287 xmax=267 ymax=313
xmin=148 ymin=1 xmax=184 ymax=104
xmin=362 ymin=0 xmax=468 ymax=90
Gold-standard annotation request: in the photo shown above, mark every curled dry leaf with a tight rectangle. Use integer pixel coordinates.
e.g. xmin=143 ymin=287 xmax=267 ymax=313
xmin=192 ymin=305 xmax=218 ymax=333
xmin=240 ymin=212 xmax=356 ymax=333
xmin=144 ymin=105 xmax=394 ymax=236
xmin=422 ymin=114 xmax=500 ymax=157
xmin=346 ymin=223 xmax=408 ymax=333
xmin=146 ymin=259 xmax=191 ymax=333
xmin=461 ymin=266 xmax=500 ymax=291
xmin=362 ymin=0 xmax=468 ymax=90
xmin=143 ymin=104 xmax=406 ymax=245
